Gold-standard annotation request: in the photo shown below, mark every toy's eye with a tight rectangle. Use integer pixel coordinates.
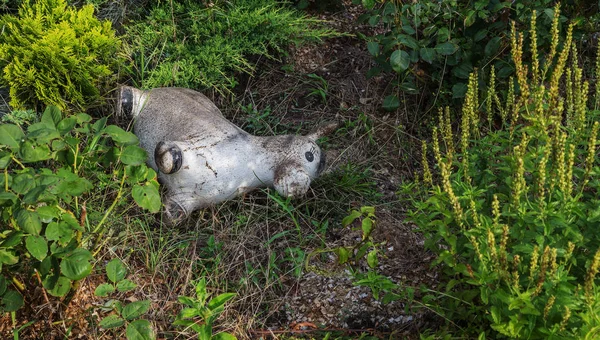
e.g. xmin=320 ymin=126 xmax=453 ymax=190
xmin=305 ymin=151 xmax=314 ymax=162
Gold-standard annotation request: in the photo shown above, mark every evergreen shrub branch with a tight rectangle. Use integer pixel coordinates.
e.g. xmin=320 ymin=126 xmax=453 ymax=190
xmin=0 ymin=0 xmax=120 ymax=111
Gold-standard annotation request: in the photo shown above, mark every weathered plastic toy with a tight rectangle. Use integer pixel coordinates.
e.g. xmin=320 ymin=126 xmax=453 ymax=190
xmin=117 ymin=87 xmax=335 ymax=221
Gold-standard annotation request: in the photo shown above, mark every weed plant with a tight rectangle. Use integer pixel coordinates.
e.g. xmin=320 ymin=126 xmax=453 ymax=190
xmin=0 ymin=0 xmax=120 ymax=111
xmin=0 ymin=106 xmax=160 ymax=315
xmin=122 ymin=0 xmax=335 ymax=94
xmin=411 ymin=8 xmax=600 ymax=338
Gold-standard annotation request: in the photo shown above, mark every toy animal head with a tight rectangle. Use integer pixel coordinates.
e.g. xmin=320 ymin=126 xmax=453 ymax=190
xmin=117 ymin=86 xmax=337 ymax=222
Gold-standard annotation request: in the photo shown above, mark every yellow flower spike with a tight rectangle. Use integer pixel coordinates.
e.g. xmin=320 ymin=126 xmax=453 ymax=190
xmin=422 ymin=141 xmax=433 ymax=186
xmin=432 ymin=127 xmax=442 ymax=166
xmin=530 ymin=10 xmax=539 ymax=83
xmin=487 ymin=65 xmax=495 ymax=124
xmin=564 ymin=241 xmax=575 ymax=265
xmin=529 ymin=245 xmax=540 ymax=282
xmin=566 ymin=143 xmax=575 ymax=199
xmin=470 ymin=235 xmax=484 ymax=263
xmin=537 ymin=145 xmax=551 ymax=203
xmin=543 ymin=4 xmax=561 ymax=76
xmin=499 ymin=225 xmax=509 ymax=272
xmin=559 ymin=306 xmax=571 ymax=332
xmin=470 ymin=200 xmax=481 ymax=228
xmin=544 ymin=295 xmax=556 ymax=319
xmin=512 ymin=255 xmax=521 ymax=291
xmin=585 ymin=121 xmax=599 ymax=180
xmin=549 ymin=248 xmax=558 ymax=280
xmin=549 ymin=23 xmax=573 ymax=109
xmin=492 ymin=194 xmax=500 ymax=227
xmin=444 ymin=106 xmax=455 ymax=162
xmin=535 ymin=246 xmax=551 ymax=295
xmin=576 ymin=81 xmax=589 ymax=131
xmin=556 ymin=132 xmax=567 ymax=194
xmin=584 ymin=248 xmax=600 ymax=302
xmin=487 ymin=228 xmax=497 ymax=265
xmin=505 ymin=77 xmax=514 ymax=123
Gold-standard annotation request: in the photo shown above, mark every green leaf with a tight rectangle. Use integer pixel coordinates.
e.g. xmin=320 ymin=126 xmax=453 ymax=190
xmin=126 ymin=319 xmax=155 ymax=340
xmin=55 ymin=168 xmax=93 ymax=197
xmin=367 ymin=250 xmax=378 ymax=268
xmin=361 ymin=0 xmax=376 ymax=9
xmin=132 ymin=184 xmax=161 ymax=213
xmin=26 ymin=235 xmax=48 ymax=261
xmin=0 ymin=231 xmax=23 ymax=248
xmin=42 ymin=106 xmax=62 ymax=127
xmin=178 ymin=307 xmax=200 ymax=319
xmin=45 ymin=221 xmax=74 ymax=245
xmin=420 ymin=47 xmax=436 ymax=64
xmin=0 ymin=276 xmax=6 ymax=295
xmin=367 ymin=41 xmax=379 ymax=57
xmin=121 ymin=145 xmax=147 ymax=165
xmin=0 ymin=192 xmax=17 ymax=205
xmin=335 ymin=247 xmax=350 ymax=264
xmin=195 ymin=279 xmax=208 ymax=304
xmin=37 ymin=205 xmax=58 ymax=223
xmin=452 ymin=83 xmax=468 ymax=98
xmin=60 ymin=248 xmax=93 ymax=280
xmin=106 ymin=258 xmax=127 ymax=283
xmin=1 ymin=290 xmax=23 ymax=312
xmin=485 ymin=36 xmax=502 ymax=57
xmin=464 ymin=10 xmax=476 ymax=27
xmin=361 ymin=217 xmax=374 ymax=239
xmin=213 ymin=332 xmax=237 ymax=340
xmin=0 ymin=249 xmax=18 ymax=265
xmin=0 ymin=152 xmax=12 ymax=169
xmin=390 ymin=50 xmax=410 ymax=73
xmin=19 ymin=141 xmax=52 ymax=163
xmin=122 ymin=300 xmax=151 ymax=320
xmin=382 ymin=95 xmax=400 ymax=111
xmin=57 ymin=117 xmax=77 ymax=135
xmin=474 ymin=29 xmax=488 ymax=42
xmin=207 ymin=293 xmax=235 ymax=311
xmin=452 ymin=61 xmax=473 ymax=79
xmin=103 ymin=125 xmax=139 ymax=146
xmin=99 ymin=314 xmax=125 ymax=329
xmin=342 ymin=210 xmax=362 ymax=227
xmin=95 ymin=283 xmax=116 ymax=297
xmin=435 ymin=42 xmax=458 ymax=55
xmin=47 ymin=276 xmax=71 ymax=297
xmin=17 ymin=209 xmax=42 ymax=235
xmin=76 ymin=113 xmax=92 ymax=124
xmin=0 ymin=124 xmax=24 ymax=150
xmin=117 ymin=279 xmax=137 ymax=292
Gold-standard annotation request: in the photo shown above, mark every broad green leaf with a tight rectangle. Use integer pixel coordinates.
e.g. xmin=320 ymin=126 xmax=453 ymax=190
xmin=0 ymin=152 xmax=11 ymax=169
xmin=132 ymin=184 xmax=161 ymax=213
xmin=342 ymin=210 xmax=362 ymax=227
xmin=177 ymin=296 xmax=196 ymax=307
xmin=122 ymin=300 xmax=151 ymax=320
xmin=116 ymin=279 xmax=137 ymax=292
xmin=25 ymin=235 xmax=48 ymax=261
xmin=195 ymin=279 xmax=207 ymax=304
xmin=57 ymin=117 xmax=77 ymax=135
xmin=121 ymin=145 xmax=147 ymax=165
xmin=178 ymin=307 xmax=200 ymax=319
xmin=37 ymin=205 xmax=58 ymax=223
xmin=22 ymin=185 xmax=48 ymax=205
xmin=335 ymin=247 xmax=350 ymax=264
xmin=42 ymin=106 xmax=62 ymax=127
xmin=17 ymin=209 xmax=42 ymax=235
xmin=1 ymin=290 xmax=23 ymax=312
xmin=213 ymin=332 xmax=237 ymax=340
xmin=45 ymin=222 xmax=74 ymax=245
xmin=55 ymin=168 xmax=93 ymax=197
xmin=95 ymin=283 xmax=116 ymax=297
xmin=0 ymin=249 xmax=18 ymax=265
xmin=103 ymin=125 xmax=139 ymax=146
xmin=207 ymin=293 xmax=235 ymax=311
xmin=382 ymin=95 xmax=400 ymax=112
xmin=0 ymin=124 xmax=24 ymax=150
xmin=452 ymin=61 xmax=473 ymax=79
xmin=76 ymin=113 xmax=92 ymax=124
xmin=60 ymin=248 xmax=93 ymax=280
xmin=47 ymin=276 xmax=71 ymax=297
xmin=485 ymin=36 xmax=502 ymax=57
xmin=367 ymin=41 xmax=379 ymax=57
xmin=99 ymin=314 xmax=125 ymax=329
xmin=126 ymin=319 xmax=155 ymax=340
xmin=19 ymin=141 xmax=52 ymax=163
xmin=126 ymin=165 xmax=149 ymax=183
xmin=361 ymin=217 xmax=374 ymax=239
xmin=26 ymin=123 xmax=60 ymax=144
xmin=0 ymin=192 xmax=17 ymax=205
xmin=389 ymin=50 xmax=410 ymax=73
xmin=0 ymin=276 xmax=6 ymax=295
xmin=106 ymin=258 xmax=127 ymax=283
xmin=435 ymin=42 xmax=458 ymax=55
xmin=464 ymin=9 xmax=476 ymax=27
xmin=361 ymin=0 xmax=376 ymax=9
xmin=452 ymin=83 xmax=468 ymax=98
xmin=12 ymin=172 xmax=35 ymax=194
xmin=474 ymin=29 xmax=488 ymax=42
xmin=367 ymin=250 xmax=378 ymax=268
xmin=0 ymin=231 xmax=23 ymax=248
xmin=420 ymin=47 xmax=436 ymax=64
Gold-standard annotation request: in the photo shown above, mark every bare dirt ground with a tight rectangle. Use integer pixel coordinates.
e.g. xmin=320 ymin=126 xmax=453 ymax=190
xmin=1 ymin=2 xmax=441 ymax=339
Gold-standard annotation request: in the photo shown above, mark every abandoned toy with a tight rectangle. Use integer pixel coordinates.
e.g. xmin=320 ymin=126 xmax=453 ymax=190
xmin=117 ymin=86 xmax=335 ymax=222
